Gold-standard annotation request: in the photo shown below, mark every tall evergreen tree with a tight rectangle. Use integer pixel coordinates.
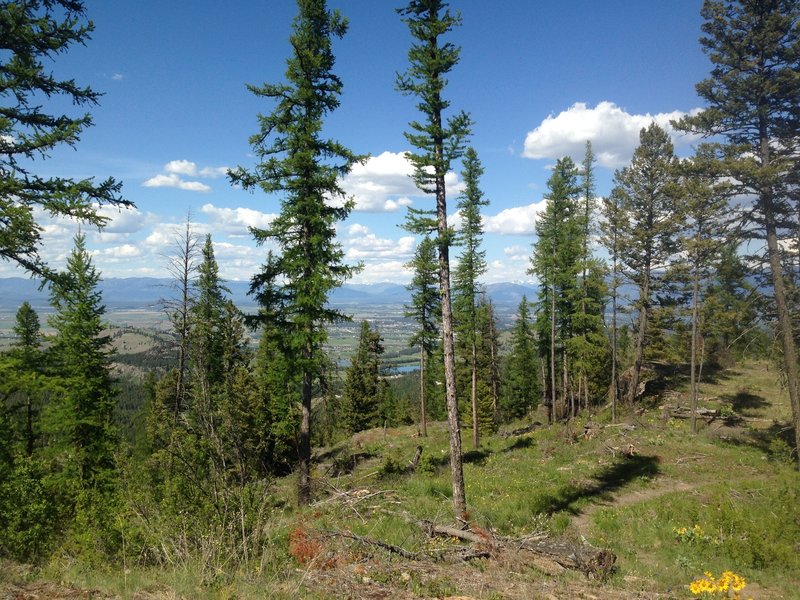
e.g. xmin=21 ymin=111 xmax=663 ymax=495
xmin=228 ymin=0 xmax=361 ymax=504
xmin=342 ymin=321 xmax=387 ymax=433
xmin=453 ymin=147 xmax=489 ymax=448
xmin=600 ymin=188 xmax=625 ymax=422
xmin=0 ymin=0 xmax=130 ymax=281
xmin=612 ymin=124 xmax=680 ymax=405
xmin=674 ymin=0 xmax=800 ymax=466
xmin=8 ymin=302 xmax=45 ymax=457
xmin=678 ymin=145 xmax=735 ymax=433
xmin=47 ymin=234 xmax=116 ymax=493
xmin=502 ymin=297 xmax=538 ymax=420
xmin=530 ymin=156 xmax=582 ymax=421
xmin=396 ymin=0 xmax=472 ymax=518
xmin=405 ymin=235 xmax=441 ymax=437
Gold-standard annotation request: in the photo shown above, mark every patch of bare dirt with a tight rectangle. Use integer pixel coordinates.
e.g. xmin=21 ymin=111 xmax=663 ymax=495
xmin=571 ymin=479 xmax=695 ymax=535
xmin=0 ymin=582 xmax=112 ymax=600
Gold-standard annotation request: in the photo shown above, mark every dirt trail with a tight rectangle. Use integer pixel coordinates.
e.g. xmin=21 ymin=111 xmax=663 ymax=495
xmin=571 ymin=478 xmax=696 ymax=535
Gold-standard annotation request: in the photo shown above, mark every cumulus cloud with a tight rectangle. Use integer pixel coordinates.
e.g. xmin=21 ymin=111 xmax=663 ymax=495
xmin=144 ymin=160 xmax=230 ymax=191
xmin=522 ymin=101 xmax=701 ymax=168
xmin=112 ymin=73 xmax=124 ymax=81
xmin=483 ymin=200 xmax=548 ymax=235
xmin=340 ymin=151 xmax=462 ymax=212
xmin=200 ymin=203 xmax=277 ymax=235
xmin=94 ymin=244 xmax=142 ymax=260
xmin=350 ymin=260 xmax=412 ymax=285
xmin=143 ymin=173 xmax=211 ymax=192
xmin=344 ymin=223 xmax=416 ymax=262
xmin=96 ymin=204 xmax=150 ymax=234
xmin=503 ymin=245 xmax=531 ymax=261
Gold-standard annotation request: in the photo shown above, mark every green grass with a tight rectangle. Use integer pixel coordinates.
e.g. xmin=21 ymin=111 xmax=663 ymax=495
xmin=4 ymin=358 xmax=798 ymax=599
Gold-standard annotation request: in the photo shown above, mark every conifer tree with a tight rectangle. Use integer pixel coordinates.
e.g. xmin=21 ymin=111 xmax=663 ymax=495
xmin=600 ymin=188 xmax=625 ymax=422
xmin=342 ymin=321 xmax=387 ymax=433
xmin=679 ymin=145 xmax=734 ymax=433
xmin=674 ymin=0 xmax=800 ymax=466
xmin=9 ymin=302 xmax=45 ymax=457
xmin=396 ymin=0 xmax=472 ymax=518
xmin=453 ymin=147 xmax=489 ymax=448
xmin=229 ymin=0 xmax=361 ymax=504
xmin=530 ymin=157 xmax=582 ymax=420
xmin=612 ymin=124 xmax=680 ymax=405
xmin=0 ymin=0 xmax=130 ymax=281
xmin=405 ymin=236 xmax=441 ymax=437
xmin=502 ymin=296 xmax=538 ymax=420
xmin=48 ymin=234 xmax=116 ymax=493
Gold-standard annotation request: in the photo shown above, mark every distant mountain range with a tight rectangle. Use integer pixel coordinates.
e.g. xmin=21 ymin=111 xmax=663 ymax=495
xmin=0 ymin=277 xmax=537 ymax=313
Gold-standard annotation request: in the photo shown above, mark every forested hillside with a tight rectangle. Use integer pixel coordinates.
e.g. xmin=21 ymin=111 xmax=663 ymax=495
xmin=1 ymin=1 xmax=799 ymax=598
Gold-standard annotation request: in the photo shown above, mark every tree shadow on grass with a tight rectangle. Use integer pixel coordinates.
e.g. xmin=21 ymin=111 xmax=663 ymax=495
xmin=503 ymin=436 xmax=535 ymax=452
xmin=534 ymin=454 xmax=662 ymax=516
xmin=721 ymin=390 xmax=770 ymax=416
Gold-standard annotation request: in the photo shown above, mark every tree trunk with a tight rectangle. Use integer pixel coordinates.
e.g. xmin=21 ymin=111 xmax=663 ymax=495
xmin=298 ymin=346 xmax=313 ymax=505
xmin=471 ymin=341 xmax=479 ymax=448
xmin=690 ymin=260 xmax=700 ymax=434
xmin=610 ymin=264 xmax=618 ymax=423
xmin=627 ymin=271 xmax=650 ymax=406
xmin=760 ymin=118 xmax=800 ymax=470
xmin=419 ymin=347 xmax=427 ymax=437
xmin=550 ymin=274 xmax=557 ymax=421
xmin=437 ymin=177 xmax=467 ymax=518
xmin=766 ymin=218 xmax=800 ymax=469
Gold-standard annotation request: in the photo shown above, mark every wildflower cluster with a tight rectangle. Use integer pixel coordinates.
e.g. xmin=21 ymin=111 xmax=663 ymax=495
xmin=674 ymin=524 xmax=715 ymax=545
xmin=689 ymin=570 xmax=748 ymax=598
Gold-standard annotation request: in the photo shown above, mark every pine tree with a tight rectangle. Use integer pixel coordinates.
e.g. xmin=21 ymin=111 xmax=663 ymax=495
xmin=47 ymin=234 xmax=116 ymax=493
xmin=678 ymin=145 xmax=734 ymax=433
xmin=612 ymin=124 xmax=680 ymax=405
xmin=502 ymin=297 xmax=538 ymax=420
xmin=342 ymin=321 xmax=387 ymax=433
xmin=674 ymin=0 xmax=800 ymax=466
xmin=404 ymin=236 xmax=441 ymax=437
xmin=228 ymin=0 xmax=362 ymax=504
xmin=0 ymin=0 xmax=130 ymax=281
xmin=453 ymin=147 xmax=489 ymax=448
xmin=8 ymin=302 xmax=45 ymax=457
xmin=599 ymin=188 xmax=624 ymax=422
xmin=530 ymin=156 xmax=582 ymax=421
xmin=396 ymin=0 xmax=472 ymax=518
xmin=570 ymin=142 xmax=609 ymax=412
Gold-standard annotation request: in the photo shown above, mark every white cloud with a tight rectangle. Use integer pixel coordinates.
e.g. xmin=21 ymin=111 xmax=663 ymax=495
xmin=349 ymin=260 xmax=412 ymax=285
xmin=340 ymin=151 xmax=461 ymax=212
xmin=199 ymin=166 xmax=229 ymax=178
xmin=344 ymin=224 xmax=416 ymax=262
xmin=522 ymin=101 xmax=701 ymax=168
xmin=94 ymin=244 xmax=142 ymax=260
xmin=143 ymin=173 xmax=211 ymax=192
xmin=503 ymin=245 xmax=531 ymax=261
xmin=144 ymin=160 xmax=230 ymax=192
xmin=483 ymin=200 xmax=547 ymax=235
xmin=96 ymin=204 xmax=150 ymax=234
xmin=112 ymin=73 xmax=124 ymax=81
xmin=165 ymin=159 xmax=198 ymax=176
xmin=483 ymin=260 xmax=537 ymax=285
xmin=200 ymin=203 xmax=277 ymax=234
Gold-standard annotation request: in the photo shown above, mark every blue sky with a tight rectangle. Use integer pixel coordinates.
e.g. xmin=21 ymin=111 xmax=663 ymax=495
xmin=5 ymin=0 xmax=711 ymax=284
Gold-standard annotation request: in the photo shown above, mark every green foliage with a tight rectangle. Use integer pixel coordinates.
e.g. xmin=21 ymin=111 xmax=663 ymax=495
xmin=0 ymin=457 xmax=61 ymax=562
xmin=0 ymin=0 xmax=130 ymax=281
xmin=502 ymin=296 xmax=538 ymax=420
xmin=229 ymin=0 xmax=362 ymax=504
xmin=47 ymin=233 xmax=117 ymax=493
xmin=342 ymin=321 xmax=389 ymax=433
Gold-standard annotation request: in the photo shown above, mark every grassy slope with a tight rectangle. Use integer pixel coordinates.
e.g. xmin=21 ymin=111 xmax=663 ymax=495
xmin=2 ymin=359 xmax=798 ymax=599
